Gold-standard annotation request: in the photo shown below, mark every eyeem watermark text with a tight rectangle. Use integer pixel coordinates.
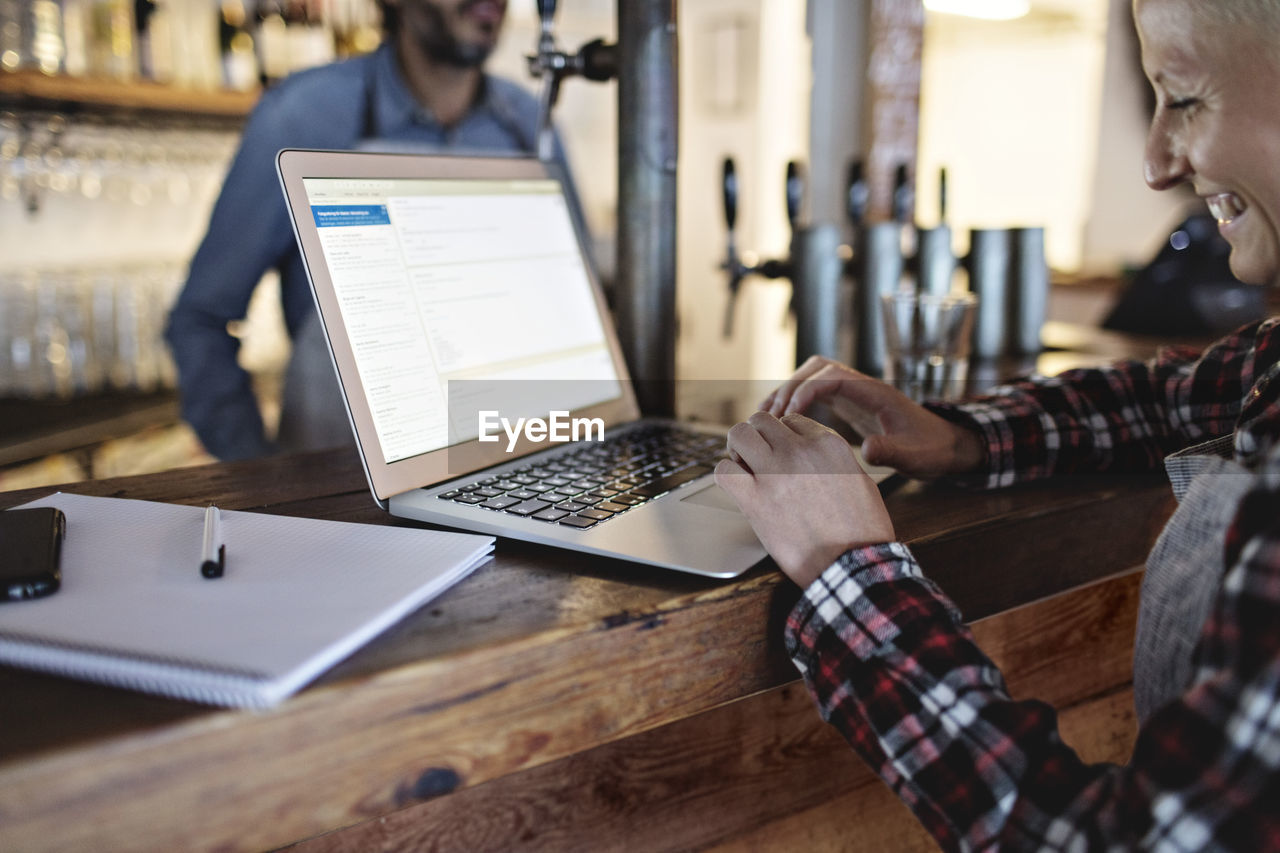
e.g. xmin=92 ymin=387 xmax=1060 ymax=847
xmin=478 ymin=410 xmax=604 ymax=452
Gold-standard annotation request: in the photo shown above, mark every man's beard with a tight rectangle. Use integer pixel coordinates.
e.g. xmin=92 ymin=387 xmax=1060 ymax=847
xmin=419 ymin=0 xmax=496 ymax=68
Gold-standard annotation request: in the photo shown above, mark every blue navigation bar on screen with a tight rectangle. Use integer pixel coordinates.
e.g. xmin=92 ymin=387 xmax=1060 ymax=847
xmin=311 ymin=205 xmax=391 ymax=228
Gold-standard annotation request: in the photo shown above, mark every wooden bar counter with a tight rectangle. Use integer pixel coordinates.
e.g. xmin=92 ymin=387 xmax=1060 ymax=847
xmin=0 ymin=439 xmax=1174 ymax=852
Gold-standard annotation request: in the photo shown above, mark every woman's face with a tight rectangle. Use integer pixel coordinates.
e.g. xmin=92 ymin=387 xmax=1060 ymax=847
xmin=1138 ymin=0 xmax=1280 ymax=287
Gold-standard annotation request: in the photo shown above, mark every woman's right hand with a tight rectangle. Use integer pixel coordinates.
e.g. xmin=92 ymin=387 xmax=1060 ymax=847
xmin=761 ymin=355 xmax=986 ymax=480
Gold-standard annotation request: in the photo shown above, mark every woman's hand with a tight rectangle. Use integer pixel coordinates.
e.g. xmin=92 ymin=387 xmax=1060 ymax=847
xmin=761 ymin=355 xmax=985 ymax=479
xmin=715 ymin=411 xmax=894 ymax=589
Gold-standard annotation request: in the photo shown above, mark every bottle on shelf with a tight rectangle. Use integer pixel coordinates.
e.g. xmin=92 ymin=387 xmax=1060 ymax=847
xmin=219 ymin=0 xmax=258 ymax=91
xmin=1 ymin=0 xmax=66 ymax=75
xmin=135 ymin=0 xmax=171 ymax=83
xmin=61 ymin=0 xmax=89 ymax=76
xmin=330 ymin=0 xmax=380 ymax=58
xmin=282 ymin=0 xmax=307 ymax=73
xmin=254 ymin=0 xmax=289 ymax=84
xmin=87 ymin=0 xmax=136 ymax=80
xmin=283 ymin=0 xmax=331 ymax=75
xmin=1 ymin=0 xmax=22 ymax=72
xmin=28 ymin=0 xmax=66 ymax=74
xmin=302 ymin=0 xmax=334 ymax=69
xmin=168 ymin=0 xmax=221 ymax=90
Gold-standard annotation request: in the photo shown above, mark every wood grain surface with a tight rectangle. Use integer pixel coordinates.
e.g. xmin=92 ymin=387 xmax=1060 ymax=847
xmin=0 ymin=448 xmax=1170 ymax=852
xmin=279 ymin=570 xmax=1144 ymax=853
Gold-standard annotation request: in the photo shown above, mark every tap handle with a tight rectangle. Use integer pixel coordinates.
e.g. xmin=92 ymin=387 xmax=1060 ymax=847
xmin=721 ymin=157 xmax=738 ymax=232
xmin=537 ymin=0 xmax=557 ymax=28
xmin=723 ymin=278 xmax=743 ymax=338
xmin=578 ymin=38 xmax=617 ymax=81
xmin=892 ymin=163 xmax=913 ymax=225
xmin=722 ymin=256 xmax=745 ymax=338
xmin=938 ymin=166 xmax=948 ymax=223
xmin=535 ymin=75 xmax=561 ymax=162
xmin=721 ymin=157 xmax=742 ymax=337
xmin=785 ymin=161 xmax=804 ymax=228
xmin=846 ymin=159 xmax=868 ymax=229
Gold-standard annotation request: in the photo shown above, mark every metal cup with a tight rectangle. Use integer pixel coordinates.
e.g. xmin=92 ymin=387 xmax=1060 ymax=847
xmin=1008 ymin=226 xmax=1049 ymax=356
xmin=916 ymin=224 xmax=956 ymax=298
xmin=967 ymin=228 xmax=1012 ymax=361
xmin=854 ymin=222 xmax=905 ymax=377
xmin=791 ymin=223 xmax=845 ymax=364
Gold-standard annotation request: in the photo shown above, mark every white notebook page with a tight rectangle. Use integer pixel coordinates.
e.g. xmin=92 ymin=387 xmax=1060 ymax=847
xmin=0 ymin=493 xmax=493 ymax=708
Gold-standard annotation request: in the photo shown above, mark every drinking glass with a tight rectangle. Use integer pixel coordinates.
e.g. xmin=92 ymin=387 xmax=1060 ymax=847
xmin=880 ymin=290 xmax=978 ymax=402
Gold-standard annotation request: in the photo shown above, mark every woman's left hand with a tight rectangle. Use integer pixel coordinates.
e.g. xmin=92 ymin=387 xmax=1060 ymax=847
xmin=714 ymin=411 xmax=895 ymax=589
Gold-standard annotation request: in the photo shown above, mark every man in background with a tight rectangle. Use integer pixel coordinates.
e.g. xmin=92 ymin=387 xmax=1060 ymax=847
xmin=167 ymin=0 xmax=580 ymax=460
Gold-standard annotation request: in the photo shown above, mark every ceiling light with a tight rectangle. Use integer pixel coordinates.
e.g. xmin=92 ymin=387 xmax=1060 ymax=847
xmin=924 ymin=0 xmax=1032 ymax=21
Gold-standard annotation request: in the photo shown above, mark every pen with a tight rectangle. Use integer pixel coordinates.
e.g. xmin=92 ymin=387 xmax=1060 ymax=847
xmin=201 ymin=505 xmax=226 ymax=579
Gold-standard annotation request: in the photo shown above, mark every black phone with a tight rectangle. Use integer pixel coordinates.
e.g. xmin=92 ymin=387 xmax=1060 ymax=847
xmin=0 ymin=507 xmax=66 ymax=602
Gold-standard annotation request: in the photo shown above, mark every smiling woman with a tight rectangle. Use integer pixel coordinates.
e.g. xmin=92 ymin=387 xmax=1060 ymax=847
xmin=1138 ymin=0 xmax=1280 ymax=288
xmin=716 ymin=0 xmax=1280 ymax=848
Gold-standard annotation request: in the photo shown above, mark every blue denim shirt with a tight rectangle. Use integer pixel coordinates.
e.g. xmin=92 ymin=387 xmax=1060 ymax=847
xmin=166 ymin=44 xmax=577 ymax=460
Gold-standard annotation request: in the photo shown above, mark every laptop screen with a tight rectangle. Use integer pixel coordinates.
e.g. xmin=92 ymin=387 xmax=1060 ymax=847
xmin=299 ymin=174 xmax=623 ymax=465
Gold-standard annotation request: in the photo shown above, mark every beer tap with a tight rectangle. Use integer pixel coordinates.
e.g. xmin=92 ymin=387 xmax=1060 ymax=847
xmin=847 ymin=160 xmax=914 ymax=375
xmin=784 ymin=160 xmax=804 ymax=229
xmin=719 ymin=157 xmax=799 ymax=338
xmin=526 ymin=0 xmax=618 ymax=163
xmin=891 ymin=163 xmax=914 ymax=226
xmin=846 ymin=160 xmax=870 ymax=234
xmin=721 ymin=158 xmax=744 ymax=338
xmin=914 ymin=166 xmax=957 ymax=298
xmin=939 ymin=165 xmax=949 ymax=222
xmin=780 ymin=160 xmax=807 ymax=317
xmin=717 ymin=156 xmax=971 ymax=372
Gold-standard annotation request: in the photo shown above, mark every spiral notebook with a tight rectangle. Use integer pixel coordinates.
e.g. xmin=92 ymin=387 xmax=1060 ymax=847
xmin=0 ymin=493 xmax=494 ymax=709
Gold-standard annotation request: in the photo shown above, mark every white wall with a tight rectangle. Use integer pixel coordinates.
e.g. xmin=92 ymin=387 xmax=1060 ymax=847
xmin=917 ymin=5 xmax=1109 ymax=269
xmin=1080 ymin=0 xmax=1185 ymax=275
xmin=916 ymin=0 xmax=1183 ymax=276
xmin=676 ymin=0 xmax=809 ymax=395
xmin=488 ymin=0 xmax=618 ymax=271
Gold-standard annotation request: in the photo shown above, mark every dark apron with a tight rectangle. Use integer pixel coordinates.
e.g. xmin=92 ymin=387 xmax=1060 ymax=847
xmin=1132 ymin=434 xmax=1252 ymax=722
xmin=276 ymin=311 xmax=354 ymax=454
xmin=275 ymin=68 xmax=384 ymax=455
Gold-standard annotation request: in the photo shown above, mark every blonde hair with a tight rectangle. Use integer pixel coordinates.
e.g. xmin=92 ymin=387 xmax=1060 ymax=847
xmin=1188 ymin=0 xmax=1280 ymax=48
xmin=1136 ymin=0 xmax=1280 ymax=65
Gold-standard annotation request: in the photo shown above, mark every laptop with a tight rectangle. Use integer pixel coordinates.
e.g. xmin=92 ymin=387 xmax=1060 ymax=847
xmin=276 ymin=148 xmax=781 ymax=578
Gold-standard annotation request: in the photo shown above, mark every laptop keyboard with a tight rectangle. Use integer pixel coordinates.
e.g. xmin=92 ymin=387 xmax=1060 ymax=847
xmin=435 ymin=424 xmax=727 ymax=530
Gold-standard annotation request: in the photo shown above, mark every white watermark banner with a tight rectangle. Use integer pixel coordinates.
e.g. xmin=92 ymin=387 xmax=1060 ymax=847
xmin=478 ymin=410 xmax=605 ymax=452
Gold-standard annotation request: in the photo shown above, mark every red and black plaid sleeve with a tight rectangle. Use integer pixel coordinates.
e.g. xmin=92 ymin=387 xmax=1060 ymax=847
xmin=784 ymin=319 xmax=1280 ymax=849
xmin=926 ymin=320 xmax=1280 ymax=488
xmin=786 ymin=512 xmax=1280 ymax=850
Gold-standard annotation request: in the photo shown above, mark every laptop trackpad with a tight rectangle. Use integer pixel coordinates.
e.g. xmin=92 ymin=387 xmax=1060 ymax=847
xmin=680 ymin=483 xmax=744 ymax=514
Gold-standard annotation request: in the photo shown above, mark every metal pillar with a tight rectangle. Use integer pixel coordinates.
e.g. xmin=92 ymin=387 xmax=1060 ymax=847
xmin=616 ymin=0 xmax=678 ymax=417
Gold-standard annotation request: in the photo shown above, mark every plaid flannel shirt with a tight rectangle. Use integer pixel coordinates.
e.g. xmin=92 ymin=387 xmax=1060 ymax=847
xmin=786 ymin=319 xmax=1280 ymax=851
